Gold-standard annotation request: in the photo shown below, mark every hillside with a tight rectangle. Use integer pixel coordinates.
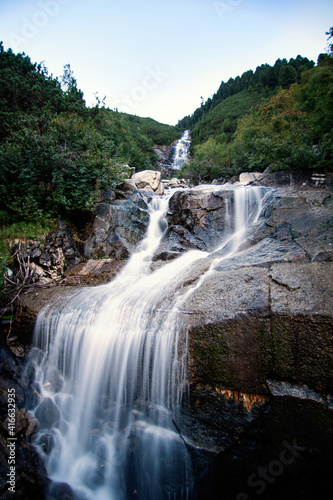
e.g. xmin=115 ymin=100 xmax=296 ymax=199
xmin=177 ymin=55 xmax=315 ymax=137
xmin=188 ymin=88 xmax=276 ymax=148
xmin=0 ymin=43 xmax=179 ymax=225
xmin=177 ymin=41 xmax=333 ymax=183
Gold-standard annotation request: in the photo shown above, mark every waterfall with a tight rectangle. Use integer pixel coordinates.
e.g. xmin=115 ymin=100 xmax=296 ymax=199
xmin=31 ymin=185 xmax=271 ymax=500
xmin=171 ymin=130 xmax=191 ymax=170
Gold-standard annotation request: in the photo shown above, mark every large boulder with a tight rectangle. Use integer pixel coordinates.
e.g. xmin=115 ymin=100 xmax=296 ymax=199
xmin=239 ymin=172 xmax=263 ymax=184
xmin=165 ymin=187 xmax=234 ymax=253
xmin=132 ymin=170 xmax=161 ymax=191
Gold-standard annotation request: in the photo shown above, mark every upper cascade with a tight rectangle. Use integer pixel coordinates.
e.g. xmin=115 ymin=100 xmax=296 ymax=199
xmin=171 ymin=130 xmax=191 ymax=170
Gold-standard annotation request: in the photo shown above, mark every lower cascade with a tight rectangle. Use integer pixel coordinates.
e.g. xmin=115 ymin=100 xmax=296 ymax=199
xmin=30 ymin=185 xmax=272 ymax=499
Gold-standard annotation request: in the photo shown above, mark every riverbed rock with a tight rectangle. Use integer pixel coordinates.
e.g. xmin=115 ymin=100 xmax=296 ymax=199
xmin=63 ymin=258 xmax=126 ymax=287
xmin=162 ymin=177 xmax=189 ymax=189
xmin=155 ymin=181 xmax=164 ymax=196
xmin=251 ymin=168 xmax=333 ymax=188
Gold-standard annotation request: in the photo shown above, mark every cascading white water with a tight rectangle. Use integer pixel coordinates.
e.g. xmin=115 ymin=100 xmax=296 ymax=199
xmin=171 ymin=130 xmax=191 ymax=170
xmin=31 ymin=185 xmax=271 ymax=500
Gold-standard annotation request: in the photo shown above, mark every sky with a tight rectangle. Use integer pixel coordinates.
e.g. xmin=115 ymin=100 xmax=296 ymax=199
xmin=0 ymin=0 xmax=332 ymax=125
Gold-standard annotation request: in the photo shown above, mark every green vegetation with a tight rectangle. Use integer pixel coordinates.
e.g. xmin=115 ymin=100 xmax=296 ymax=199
xmin=179 ymin=31 xmax=333 ymax=184
xmin=119 ymin=114 xmax=180 ymax=146
xmin=0 ymin=42 xmax=178 ymax=225
xmin=187 ymin=89 xmax=276 ymax=147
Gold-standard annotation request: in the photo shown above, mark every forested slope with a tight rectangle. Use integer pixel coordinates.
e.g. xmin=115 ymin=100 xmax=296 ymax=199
xmin=177 ymin=33 xmax=333 ymax=183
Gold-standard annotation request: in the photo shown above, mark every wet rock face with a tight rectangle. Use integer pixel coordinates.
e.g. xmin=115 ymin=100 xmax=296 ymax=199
xmin=163 ymin=185 xmax=333 ymax=261
xmin=35 ymin=398 xmax=61 ymax=430
xmin=265 ymin=188 xmax=333 ymax=262
xmin=153 ymin=144 xmax=174 ymax=167
xmin=6 ymin=179 xmax=333 ymax=498
xmin=84 ymin=192 xmax=150 ymax=259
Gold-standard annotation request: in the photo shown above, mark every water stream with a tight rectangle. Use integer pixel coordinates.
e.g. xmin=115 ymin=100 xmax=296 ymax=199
xmin=30 ymin=185 xmax=271 ymax=499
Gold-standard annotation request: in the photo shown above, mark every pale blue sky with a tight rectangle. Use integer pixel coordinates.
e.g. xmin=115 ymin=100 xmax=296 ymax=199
xmin=1 ymin=0 xmax=332 ymax=124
